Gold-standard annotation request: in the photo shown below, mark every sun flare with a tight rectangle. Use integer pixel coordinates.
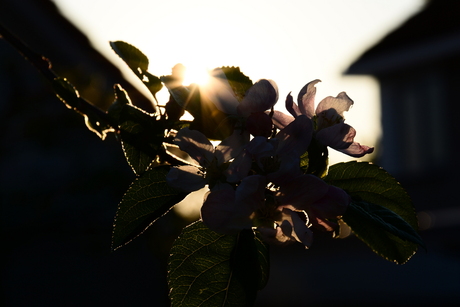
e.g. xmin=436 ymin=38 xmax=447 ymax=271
xmin=182 ymin=65 xmax=211 ymax=86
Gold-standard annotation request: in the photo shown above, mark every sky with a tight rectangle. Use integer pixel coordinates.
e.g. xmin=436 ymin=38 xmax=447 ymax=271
xmin=52 ymin=0 xmax=426 ymax=165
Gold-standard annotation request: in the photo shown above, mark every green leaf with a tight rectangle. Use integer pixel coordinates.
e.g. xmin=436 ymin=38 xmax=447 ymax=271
xmin=109 ymin=85 xmax=167 ymax=173
xmin=110 ymin=41 xmax=149 ymax=75
xmin=299 ymin=150 xmax=309 ymax=173
xmin=168 ymin=222 xmax=267 ymax=307
xmin=112 ymin=166 xmax=187 ymax=250
xmin=325 ymin=161 xmax=417 ymax=228
xmin=118 ymin=104 xmax=164 ymax=175
xmin=110 ymin=41 xmax=163 ymax=100
xmin=343 ymin=200 xmax=423 ymax=264
xmin=219 ymin=66 xmax=253 ymax=101
xmin=325 ymin=161 xmax=422 ymax=263
xmin=108 ymin=85 xmax=152 ymax=173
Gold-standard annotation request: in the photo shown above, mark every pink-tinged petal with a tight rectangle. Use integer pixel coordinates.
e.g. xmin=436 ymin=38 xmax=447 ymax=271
xmin=258 ymin=226 xmax=291 ymax=245
xmin=286 ymin=92 xmax=301 ymax=117
xmin=174 ymin=128 xmax=214 ymax=166
xmin=270 ymin=110 xmax=295 ymax=129
xmin=297 ymin=79 xmax=321 ymax=118
xmin=215 ymin=129 xmax=250 ymax=165
xmin=316 ymin=91 xmax=353 ymax=120
xmin=337 ymin=142 xmax=374 ymax=158
xmin=235 ymin=175 xmax=266 ymax=213
xmin=246 ymin=136 xmax=274 ymax=157
xmin=164 ymin=143 xmax=200 ymax=166
xmin=274 ymin=209 xmax=313 ymax=247
xmin=308 ymin=213 xmax=337 ymax=232
xmin=310 ymin=185 xmax=350 ymax=218
xmin=238 ymin=79 xmax=279 ymax=116
xmin=201 ymin=184 xmax=238 ymax=234
xmin=275 ymin=115 xmax=313 ymax=158
xmin=277 ymin=174 xmax=329 ymax=210
xmin=245 ymin=112 xmax=273 ymax=137
xmin=166 ymin=165 xmax=206 ymax=192
xmin=316 ymin=123 xmax=355 ymax=150
xmin=201 ymin=183 xmax=254 ymax=234
xmin=306 ymin=185 xmax=350 ymax=231
xmin=225 ymin=150 xmax=252 ymax=183
xmin=202 ymin=68 xmax=240 ymax=115
xmin=267 ymin=156 xmax=302 ymax=186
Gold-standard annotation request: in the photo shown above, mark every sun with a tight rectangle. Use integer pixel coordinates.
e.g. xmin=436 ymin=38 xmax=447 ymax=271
xmin=181 ymin=64 xmax=211 ymax=87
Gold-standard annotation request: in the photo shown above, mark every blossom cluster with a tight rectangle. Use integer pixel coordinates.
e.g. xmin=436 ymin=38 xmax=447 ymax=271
xmin=166 ymin=68 xmax=374 ymax=247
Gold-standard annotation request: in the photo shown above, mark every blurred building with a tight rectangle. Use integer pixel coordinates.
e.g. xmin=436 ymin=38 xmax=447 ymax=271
xmin=0 ymin=0 xmax=154 ymax=112
xmin=345 ymin=0 xmax=460 ymax=221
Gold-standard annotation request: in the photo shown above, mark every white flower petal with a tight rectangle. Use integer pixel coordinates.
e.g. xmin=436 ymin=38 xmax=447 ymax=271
xmin=271 ymin=110 xmax=295 ymax=129
xmin=215 ymin=130 xmax=250 ymax=165
xmin=277 ymin=174 xmax=329 ymax=209
xmin=337 ymin=142 xmax=374 ymax=157
xmin=275 ymin=115 xmax=313 ymax=158
xmin=316 ymin=123 xmax=355 ymax=150
xmin=246 ymin=136 xmax=274 ymax=156
xmin=286 ymin=92 xmax=302 ymax=117
xmin=201 ymin=183 xmax=253 ymax=234
xmin=239 ymin=79 xmax=279 ymax=115
xmin=225 ymin=150 xmax=252 ymax=183
xmin=235 ymin=175 xmax=266 ymax=213
xmin=297 ymin=79 xmax=321 ymax=118
xmin=166 ymin=165 xmax=206 ymax=192
xmin=174 ymin=128 xmax=214 ymax=166
xmin=316 ymin=91 xmax=353 ymax=119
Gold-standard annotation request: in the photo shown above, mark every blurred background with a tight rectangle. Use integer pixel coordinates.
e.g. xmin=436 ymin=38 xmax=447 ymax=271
xmin=1 ymin=0 xmax=459 ymax=306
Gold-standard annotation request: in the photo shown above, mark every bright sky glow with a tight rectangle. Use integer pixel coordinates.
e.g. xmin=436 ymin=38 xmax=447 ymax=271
xmin=52 ymin=0 xmax=425 ymax=166
xmin=182 ymin=65 xmax=211 ymax=87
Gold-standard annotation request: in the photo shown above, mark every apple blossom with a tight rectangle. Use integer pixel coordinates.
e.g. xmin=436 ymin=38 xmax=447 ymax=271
xmin=166 ymin=127 xmax=249 ymax=192
xmin=273 ymin=80 xmax=374 ymax=157
xmin=203 ymin=68 xmax=279 ymax=137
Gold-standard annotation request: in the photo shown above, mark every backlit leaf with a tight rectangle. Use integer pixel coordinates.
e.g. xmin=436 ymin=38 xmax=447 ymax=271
xmin=110 ymin=41 xmax=149 ymax=74
xmin=325 ymin=162 xmax=417 ymax=227
xmin=110 ymin=41 xmax=162 ymax=100
xmin=168 ymin=222 xmax=267 ymax=306
xmin=112 ymin=166 xmax=187 ymax=250
xmin=325 ymin=161 xmax=422 ymax=263
xmin=220 ymin=66 xmax=253 ymax=101
xmin=118 ymin=104 xmax=164 ymax=175
xmin=343 ymin=200 xmax=422 ymax=264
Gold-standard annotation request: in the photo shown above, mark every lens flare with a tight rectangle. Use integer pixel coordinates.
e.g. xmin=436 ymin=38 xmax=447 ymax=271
xmin=182 ymin=65 xmax=210 ymax=86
